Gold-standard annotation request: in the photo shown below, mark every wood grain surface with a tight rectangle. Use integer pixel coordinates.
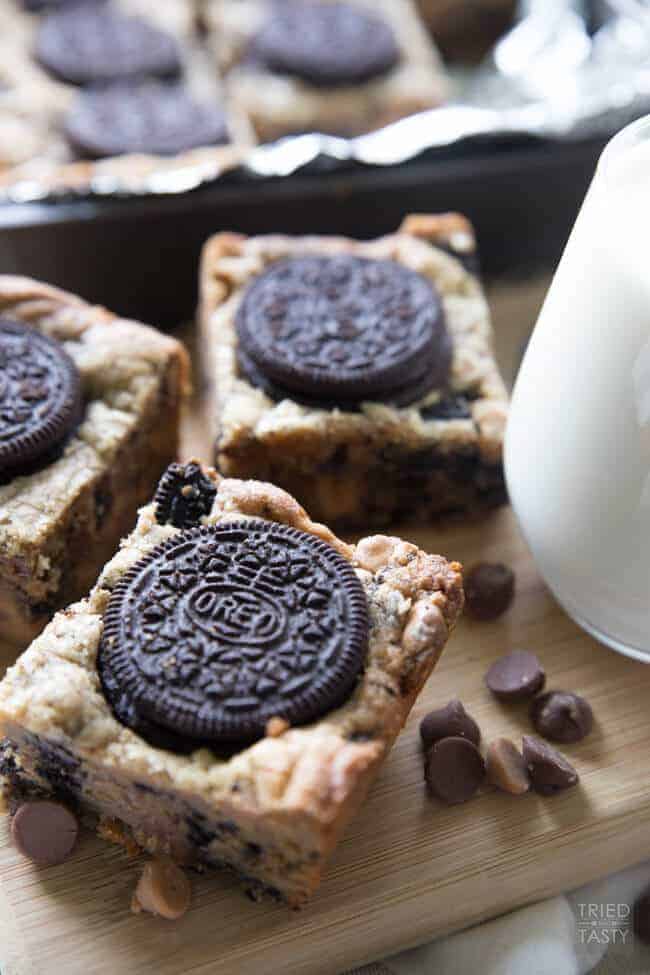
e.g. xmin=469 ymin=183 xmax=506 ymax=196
xmin=5 ymin=274 xmax=650 ymax=975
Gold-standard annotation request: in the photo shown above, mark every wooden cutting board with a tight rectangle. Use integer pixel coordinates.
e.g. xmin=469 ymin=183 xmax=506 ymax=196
xmin=3 ymin=280 xmax=650 ymax=975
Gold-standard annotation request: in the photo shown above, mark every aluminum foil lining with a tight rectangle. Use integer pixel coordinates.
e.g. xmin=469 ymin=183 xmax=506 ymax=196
xmin=5 ymin=0 xmax=650 ymax=203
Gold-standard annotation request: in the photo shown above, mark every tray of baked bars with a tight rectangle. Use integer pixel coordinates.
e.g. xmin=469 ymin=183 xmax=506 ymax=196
xmin=1 ymin=0 xmax=649 ymax=326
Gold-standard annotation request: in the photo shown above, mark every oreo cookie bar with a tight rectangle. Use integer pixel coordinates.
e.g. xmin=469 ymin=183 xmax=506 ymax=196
xmin=199 ymin=213 xmax=508 ymax=528
xmin=0 ymin=462 xmax=464 ymax=906
xmin=0 ymin=276 xmax=189 ymax=659
xmin=0 ymin=0 xmax=252 ymax=191
xmin=206 ymin=0 xmax=448 ymax=141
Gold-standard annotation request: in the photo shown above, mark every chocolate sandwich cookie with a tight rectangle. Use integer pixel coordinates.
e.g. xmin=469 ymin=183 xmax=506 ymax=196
xmin=252 ymin=1 xmax=400 ymax=87
xmin=98 ymin=520 xmax=369 ymax=750
xmin=22 ymin=0 xmax=105 ymax=9
xmin=236 ymin=255 xmax=451 ymax=409
xmin=154 ymin=461 xmax=218 ymax=528
xmin=64 ymin=83 xmax=231 ymax=159
xmin=0 ymin=318 xmax=82 ymax=484
xmin=21 ymin=0 xmax=106 ymax=10
xmin=36 ymin=6 xmax=182 ymax=86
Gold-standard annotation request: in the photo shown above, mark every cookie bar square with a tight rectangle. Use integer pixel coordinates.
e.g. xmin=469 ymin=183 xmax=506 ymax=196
xmin=199 ymin=214 xmax=508 ymax=528
xmin=206 ymin=0 xmax=449 ymax=141
xmin=0 ymin=0 xmax=253 ymax=194
xmin=0 ymin=277 xmax=189 ymax=658
xmin=0 ymin=463 xmax=463 ymax=907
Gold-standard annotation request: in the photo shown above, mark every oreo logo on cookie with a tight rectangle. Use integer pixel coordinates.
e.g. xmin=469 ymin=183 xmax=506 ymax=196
xmin=236 ymin=255 xmax=451 ymax=408
xmin=253 ymin=0 xmax=400 ymax=87
xmin=186 ymin=584 xmax=288 ymax=645
xmin=0 ymin=318 xmax=82 ymax=484
xmin=98 ymin=520 xmax=369 ymax=750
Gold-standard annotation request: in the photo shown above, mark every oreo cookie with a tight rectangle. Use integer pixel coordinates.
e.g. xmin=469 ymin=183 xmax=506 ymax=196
xmin=154 ymin=461 xmax=218 ymax=528
xmin=64 ymin=83 xmax=231 ymax=159
xmin=236 ymin=255 xmax=451 ymax=409
xmin=21 ymin=0 xmax=106 ymax=11
xmin=252 ymin=1 xmax=400 ymax=87
xmin=98 ymin=520 xmax=369 ymax=750
xmin=0 ymin=318 xmax=83 ymax=484
xmin=35 ymin=6 xmax=182 ymax=86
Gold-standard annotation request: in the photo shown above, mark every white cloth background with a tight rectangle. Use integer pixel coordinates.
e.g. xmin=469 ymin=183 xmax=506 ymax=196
xmin=345 ymin=862 xmax=650 ymax=975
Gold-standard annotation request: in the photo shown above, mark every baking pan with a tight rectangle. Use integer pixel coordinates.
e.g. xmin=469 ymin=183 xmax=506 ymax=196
xmin=0 ymin=135 xmax=604 ymax=329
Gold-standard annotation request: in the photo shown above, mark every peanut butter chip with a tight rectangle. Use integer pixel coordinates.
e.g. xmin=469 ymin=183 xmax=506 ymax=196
xmin=266 ymin=716 xmax=290 ymax=738
xmin=354 ymin=535 xmax=398 ymax=574
xmin=486 ymin=738 xmax=530 ymax=795
xmin=132 ymin=858 xmax=191 ymax=920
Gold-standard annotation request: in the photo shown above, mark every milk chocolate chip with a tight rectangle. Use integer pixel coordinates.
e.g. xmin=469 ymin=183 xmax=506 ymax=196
xmin=485 ymin=650 xmax=545 ymax=702
xmin=486 ymin=738 xmax=530 ymax=795
xmin=425 ymin=736 xmax=486 ymax=804
xmin=11 ymin=800 xmax=78 ymax=865
xmin=522 ymin=735 xmax=579 ymax=795
xmin=419 ymin=699 xmax=481 ymax=750
xmin=530 ymin=691 xmax=593 ymax=744
xmin=464 ymin=562 xmax=515 ymax=621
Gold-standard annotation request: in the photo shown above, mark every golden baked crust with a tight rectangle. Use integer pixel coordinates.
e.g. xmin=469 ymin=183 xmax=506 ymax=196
xmin=207 ymin=0 xmax=449 ymax=140
xmin=0 ymin=0 xmax=254 ymax=198
xmin=0 ymin=466 xmax=463 ymax=905
xmin=0 ymin=275 xmax=190 ymax=656
xmin=199 ymin=214 xmax=508 ymax=526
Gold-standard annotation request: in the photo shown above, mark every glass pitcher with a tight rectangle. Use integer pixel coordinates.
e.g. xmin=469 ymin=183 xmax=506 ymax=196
xmin=506 ymin=115 xmax=650 ymax=661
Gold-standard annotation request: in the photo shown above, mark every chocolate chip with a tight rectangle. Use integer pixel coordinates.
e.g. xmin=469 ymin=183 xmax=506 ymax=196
xmin=633 ymin=887 xmax=650 ymax=945
xmin=419 ymin=699 xmax=481 ymax=750
xmin=11 ymin=800 xmax=78 ymax=865
xmin=464 ymin=562 xmax=515 ymax=621
xmin=522 ymin=735 xmax=578 ymax=795
xmin=485 ymin=650 xmax=545 ymax=702
xmin=235 ymin=255 xmax=450 ymax=409
xmin=486 ymin=738 xmax=530 ymax=795
xmin=420 ymin=394 xmax=472 ymax=421
xmin=154 ymin=461 xmax=218 ymax=528
xmin=530 ymin=691 xmax=593 ymax=744
xmin=425 ymin=736 xmax=486 ymax=804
